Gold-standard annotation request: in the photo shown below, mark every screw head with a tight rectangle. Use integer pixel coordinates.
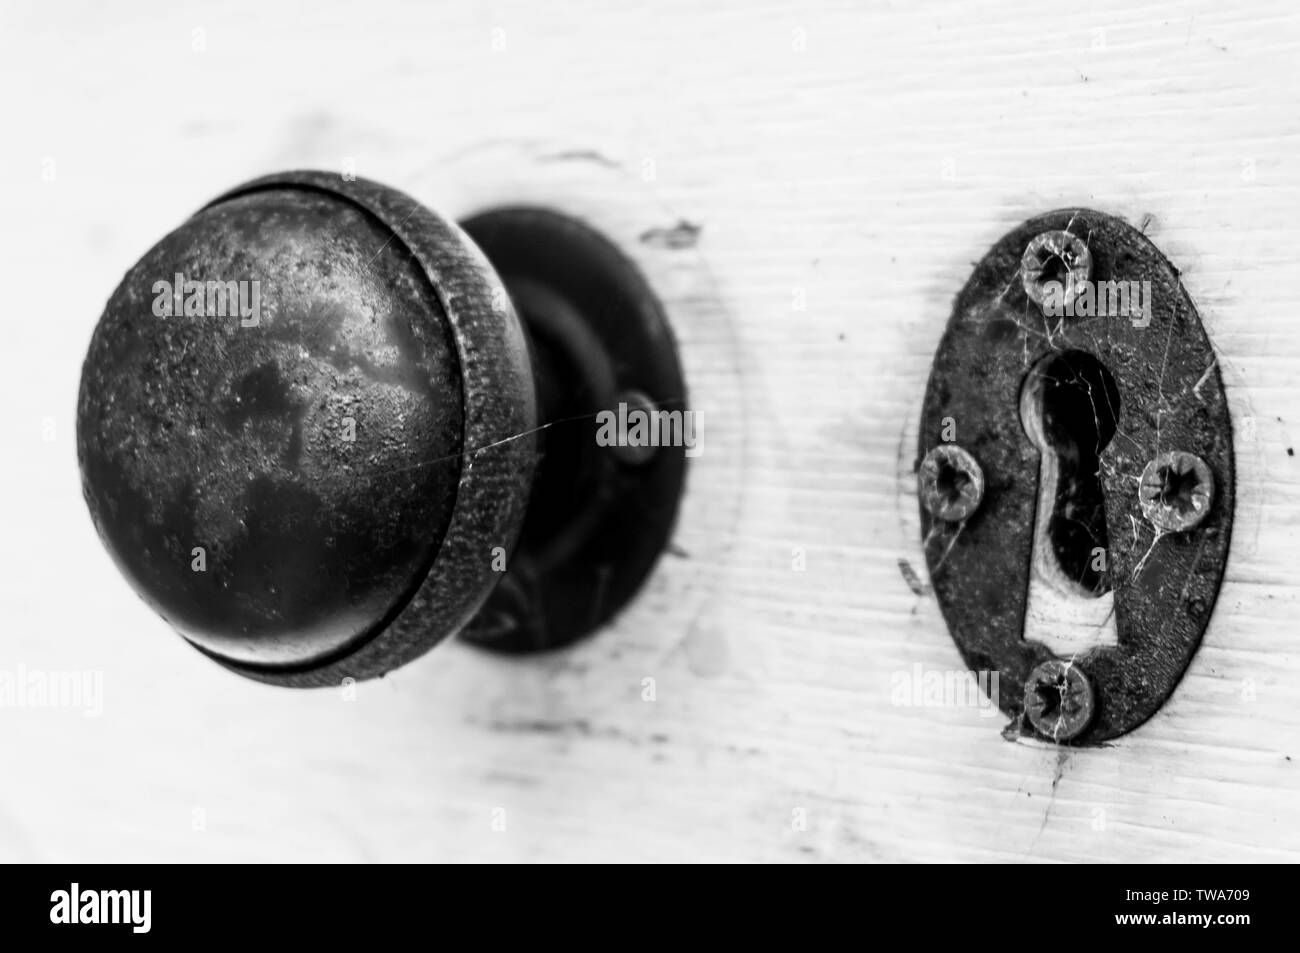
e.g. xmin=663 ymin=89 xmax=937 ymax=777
xmin=1023 ymin=659 xmax=1095 ymax=742
xmin=918 ymin=444 xmax=984 ymax=521
xmin=1021 ymin=230 xmax=1092 ymax=312
xmin=608 ymin=389 xmax=660 ymax=466
xmin=1139 ymin=451 xmax=1214 ymax=532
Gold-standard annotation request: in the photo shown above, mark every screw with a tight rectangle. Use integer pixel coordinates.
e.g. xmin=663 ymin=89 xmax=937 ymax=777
xmin=607 ymin=389 xmax=660 ymax=466
xmin=918 ymin=444 xmax=984 ymax=521
xmin=1139 ymin=451 xmax=1214 ymax=532
xmin=1023 ymin=659 xmax=1095 ymax=742
xmin=1021 ymin=230 xmax=1092 ymax=312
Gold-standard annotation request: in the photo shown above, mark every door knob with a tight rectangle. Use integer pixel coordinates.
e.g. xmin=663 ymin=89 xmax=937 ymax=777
xmin=77 ymin=171 xmax=688 ymax=687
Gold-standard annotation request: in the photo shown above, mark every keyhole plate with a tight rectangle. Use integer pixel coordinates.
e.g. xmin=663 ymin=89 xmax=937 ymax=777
xmin=917 ymin=209 xmax=1234 ymax=745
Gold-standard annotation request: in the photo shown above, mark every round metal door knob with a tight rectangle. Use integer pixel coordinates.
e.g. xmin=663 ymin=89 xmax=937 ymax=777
xmin=77 ymin=171 xmax=688 ymax=686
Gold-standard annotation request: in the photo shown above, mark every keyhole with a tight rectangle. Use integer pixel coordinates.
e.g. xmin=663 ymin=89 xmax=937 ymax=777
xmin=1019 ymin=350 xmax=1122 ymax=654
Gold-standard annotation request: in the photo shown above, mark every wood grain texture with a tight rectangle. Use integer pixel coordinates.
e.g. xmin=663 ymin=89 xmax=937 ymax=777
xmin=1 ymin=0 xmax=1298 ymax=862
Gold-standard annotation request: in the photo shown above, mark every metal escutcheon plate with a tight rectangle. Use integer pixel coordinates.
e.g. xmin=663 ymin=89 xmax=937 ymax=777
xmin=918 ymin=209 xmax=1234 ymax=745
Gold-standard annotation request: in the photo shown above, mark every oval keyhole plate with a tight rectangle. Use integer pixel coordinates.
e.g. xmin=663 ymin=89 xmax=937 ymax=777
xmin=917 ymin=209 xmax=1234 ymax=745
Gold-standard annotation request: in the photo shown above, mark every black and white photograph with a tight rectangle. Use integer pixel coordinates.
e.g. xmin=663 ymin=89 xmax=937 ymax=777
xmin=0 ymin=0 xmax=1293 ymax=922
